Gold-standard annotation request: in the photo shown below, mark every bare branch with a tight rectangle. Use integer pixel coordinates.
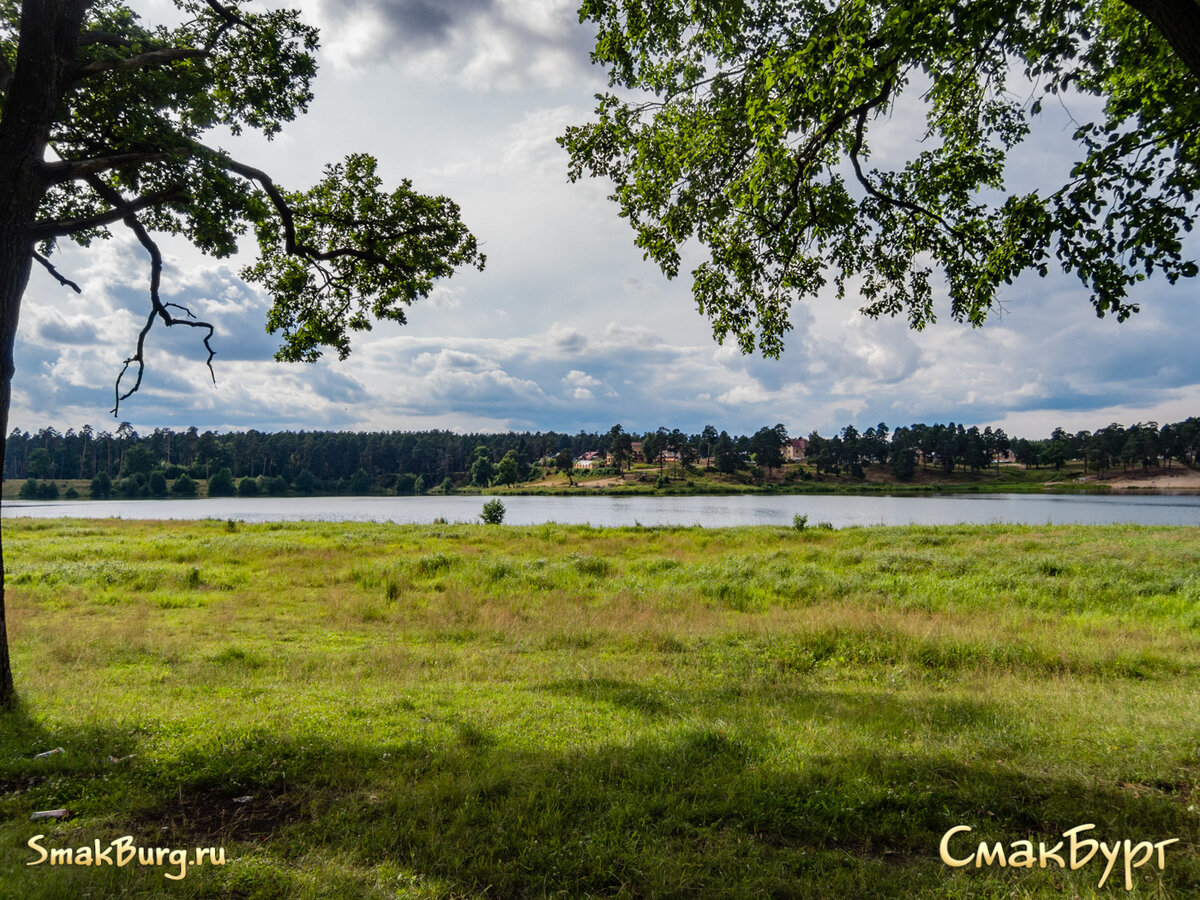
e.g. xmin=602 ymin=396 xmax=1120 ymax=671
xmin=80 ymin=177 xmax=216 ymax=415
xmin=33 ymin=252 xmax=82 ymax=293
xmin=31 ymin=185 xmax=187 ymax=237
xmin=41 ymin=152 xmax=170 ymax=185
xmin=74 ymin=47 xmax=206 ymax=78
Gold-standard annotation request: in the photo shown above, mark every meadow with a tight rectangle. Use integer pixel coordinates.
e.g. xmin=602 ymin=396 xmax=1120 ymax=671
xmin=1 ymin=518 xmax=1197 ymax=898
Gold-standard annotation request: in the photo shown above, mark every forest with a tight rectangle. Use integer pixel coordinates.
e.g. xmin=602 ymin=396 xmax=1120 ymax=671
xmin=4 ymin=416 xmax=1198 ymax=499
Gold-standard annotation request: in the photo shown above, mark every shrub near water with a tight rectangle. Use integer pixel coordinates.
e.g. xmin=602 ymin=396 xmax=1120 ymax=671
xmin=0 ymin=519 xmax=1198 ymax=899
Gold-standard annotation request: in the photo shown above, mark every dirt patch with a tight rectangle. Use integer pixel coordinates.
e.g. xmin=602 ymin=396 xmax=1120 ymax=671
xmin=134 ymin=788 xmax=305 ymax=844
xmin=1092 ymin=467 xmax=1200 ymax=492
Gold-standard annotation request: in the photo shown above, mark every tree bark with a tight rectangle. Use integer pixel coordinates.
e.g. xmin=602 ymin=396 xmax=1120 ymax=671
xmin=0 ymin=0 xmax=92 ymax=707
xmin=1123 ymin=0 xmax=1200 ymax=85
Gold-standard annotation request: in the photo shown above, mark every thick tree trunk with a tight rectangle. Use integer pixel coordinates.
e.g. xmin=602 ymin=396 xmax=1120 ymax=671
xmin=0 ymin=0 xmax=91 ymax=707
xmin=1123 ymin=0 xmax=1200 ymax=85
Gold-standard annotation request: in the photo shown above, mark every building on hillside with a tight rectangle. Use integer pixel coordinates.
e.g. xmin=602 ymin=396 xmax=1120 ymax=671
xmin=785 ymin=438 xmax=808 ymax=461
xmin=575 ymin=451 xmax=604 ymax=470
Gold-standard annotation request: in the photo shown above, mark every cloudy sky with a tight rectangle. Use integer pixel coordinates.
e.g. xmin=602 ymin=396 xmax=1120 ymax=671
xmin=13 ymin=0 xmax=1199 ymax=440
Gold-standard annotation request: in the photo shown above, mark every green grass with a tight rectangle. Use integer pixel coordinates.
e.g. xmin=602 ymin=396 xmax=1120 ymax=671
xmin=2 ymin=518 xmax=1198 ymax=898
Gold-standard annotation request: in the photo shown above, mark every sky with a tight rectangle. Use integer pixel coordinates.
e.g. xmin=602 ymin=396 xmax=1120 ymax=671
xmin=12 ymin=0 xmax=1199 ymax=441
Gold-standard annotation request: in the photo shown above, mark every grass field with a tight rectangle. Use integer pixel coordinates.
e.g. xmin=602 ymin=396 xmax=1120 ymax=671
xmin=1 ymin=518 xmax=1198 ymax=898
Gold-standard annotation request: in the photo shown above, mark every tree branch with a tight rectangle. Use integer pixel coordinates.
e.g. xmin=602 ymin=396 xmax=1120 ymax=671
xmin=80 ymin=177 xmax=216 ymax=415
xmin=33 ymin=252 xmax=82 ymax=293
xmin=41 ymin=152 xmax=170 ymax=184
xmin=74 ymin=47 xmax=207 ymax=78
xmin=848 ymin=104 xmax=975 ymax=254
xmin=199 ymin=146 xmax=411 ymax=272
xmin=31 ymin=185 xmax=187 ymax=236
xmin=79 ymin=31 xmax=134 ymax=49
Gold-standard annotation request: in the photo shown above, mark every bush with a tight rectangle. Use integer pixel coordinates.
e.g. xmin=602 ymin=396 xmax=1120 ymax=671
xmin=267 ymin=475 xmax=288 ymax=496
xmin=89 ymin=471 xmax=112 ymax=499
xmin=349 ymin=468 xmax=371 ymax=494
xmin=18 ymin=478 xmax=38 ymax=499
xmin=64 ymin=486 xmax=79 ymax=499
xmin=148 ymin=471 xmax=168 ymax=497
xmin=792 ymin=513 xmax=808 ymax=531
xmin=294 ymin=469 xmax=317 ymax=495
xmin=394 ymin=473 xmax=417 ymax=494
xmin=207 ymin=467 xmax=236 ymax=497
xmin=237 ymin=476 xmax=258 ymax=497
xmin=171 ymin=474 xmax=197 ymax=496
xmin=480 ymin=498 xmax=506 ymax=525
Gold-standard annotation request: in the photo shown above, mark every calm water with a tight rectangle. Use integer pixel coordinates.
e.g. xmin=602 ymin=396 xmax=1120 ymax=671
xmin=4 ymin=493 xmax=1200 ymax=527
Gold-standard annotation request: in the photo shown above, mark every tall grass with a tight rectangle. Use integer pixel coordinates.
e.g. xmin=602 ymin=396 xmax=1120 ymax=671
xmin=1 ymin=519 xmax=1197 ymax=897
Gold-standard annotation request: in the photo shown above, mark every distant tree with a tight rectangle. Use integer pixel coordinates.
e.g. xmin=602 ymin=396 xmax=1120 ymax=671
xmin=120 ymin=445 xmax=157 ymax=477
xmin=349 ymin=467 xmax=371 ymax=494
xmin=495 ymin=450 xmax=520 ymax=486
xmin=470 ymin=446 xmax=494 ymax=487
xmin=17 ymin=478 xmax=37 ymax=500
xmin=148 ymin=471 xmax=168 ymax=497
xmin=750 ymin=425 xmax=786 ymax=473
xmin=713 ymin=431 xmax=741 ymax=474
xmin=294 ymin=469 xmax=317 ymax=495
xmin=891 ymin=448 xmax=917 ymax=482
xmin=555 ymin=448 xmax=575 ymax=486
xmin=700 ymin=424 xmax=718 ymax=470
xmin=26 ymin=447 xmax=53 ymax=479
xmin=394 ymin=473 xmax=417 ymax=494
xmin=90 ymin=471 xmax=112 ymax=499
xmin=608 ymin=425 xmax=633 ymax=474
xmin=208 ymin=467 xmax=237 ymax=498
xmin=171 ymin=474 xmax=197 ymax=497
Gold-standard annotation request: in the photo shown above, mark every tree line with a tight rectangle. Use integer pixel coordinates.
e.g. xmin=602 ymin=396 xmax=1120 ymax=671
xmin=5 ymin=416 xmax=1197 ymax=497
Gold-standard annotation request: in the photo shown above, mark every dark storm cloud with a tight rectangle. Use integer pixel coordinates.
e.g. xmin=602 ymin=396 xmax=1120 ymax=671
xmin=360 ymin=0 xmax=497 ymax=45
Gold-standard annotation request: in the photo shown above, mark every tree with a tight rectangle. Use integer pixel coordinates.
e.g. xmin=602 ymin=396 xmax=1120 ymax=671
xmin=480 ymin=498 xmax=506 ymax=525
xmin=171 ymin=472 xmax=196 ymax=496
xmin=494 ymin=450 xmax=520 ymax=487
xmin=207 ymin=466 xmax=236 ymax=497
xmin=0 ymin=1 xmax=485 ymax=705
xmin=563 ymin=1 xmax=1200 ymax=356
xmin=148 ymin=469 xmax=167 ymax=496
xmin=554 ymin=448 xmax=575 ymax=486
xmin=750 ymin=425 xmax=786 ymax=473
xmin=607 ymin=424 xmax=632 ymax=474
xmin=470 ymin=446 xmax=494 ymax=487
xmin=700 ymin=424 xmax=718 ymax=470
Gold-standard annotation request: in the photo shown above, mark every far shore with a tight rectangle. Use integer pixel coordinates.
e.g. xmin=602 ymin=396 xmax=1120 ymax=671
xmin=5 ymin=461 xmax=1200 ymax=502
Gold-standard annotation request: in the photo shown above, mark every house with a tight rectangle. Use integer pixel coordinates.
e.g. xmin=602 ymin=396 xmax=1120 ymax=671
xmin=785 ymin=437 xmax=808 ymax=461
xmin=575 ymin=451 xmax=604 ymax=470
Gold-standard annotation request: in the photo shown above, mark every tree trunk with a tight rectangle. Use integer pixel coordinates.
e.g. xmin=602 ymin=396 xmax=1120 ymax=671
xmin=0 ymin=0 xmax=91 ymax=707
xmin=1123 ymin=0 xmax=1200 ymax=85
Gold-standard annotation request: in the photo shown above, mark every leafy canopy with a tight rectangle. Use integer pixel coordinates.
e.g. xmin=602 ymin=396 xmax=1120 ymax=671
xmin=561 ymin=0 xmax=1200 ymax=356
xmin=4 ymin=0 xmax=484 ymax=404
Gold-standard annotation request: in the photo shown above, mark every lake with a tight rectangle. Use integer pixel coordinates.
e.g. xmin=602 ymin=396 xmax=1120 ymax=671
xmin=4 ymin=492 xmax=1200 ymax=527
